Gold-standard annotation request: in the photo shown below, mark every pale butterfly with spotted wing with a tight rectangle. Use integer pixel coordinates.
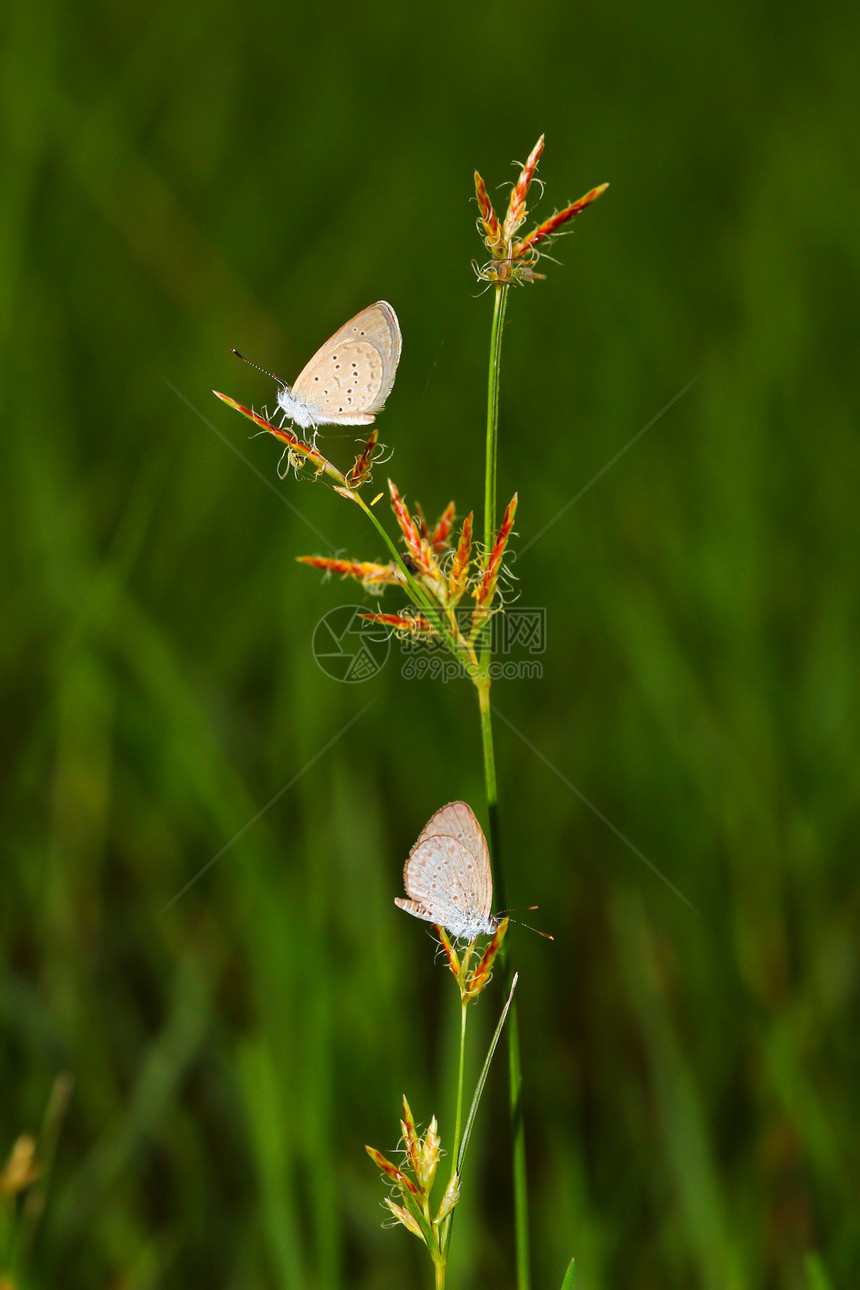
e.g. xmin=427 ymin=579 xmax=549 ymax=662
xmin=396 ymin=802 xmax=552 ymax=943
xmin=233 ymin=301 xmax=401 ymax=437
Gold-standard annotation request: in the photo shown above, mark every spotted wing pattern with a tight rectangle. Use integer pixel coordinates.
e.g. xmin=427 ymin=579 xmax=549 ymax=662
xmin=289 ymin=301 xmax=402 ymax=426
xmin=395 ymin=801 xmax=497 ymax=941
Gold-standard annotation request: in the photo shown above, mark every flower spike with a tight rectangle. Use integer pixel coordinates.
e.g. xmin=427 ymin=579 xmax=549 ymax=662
xmin=388 ymin=480 xmax=425 ymax=567
xmin=475 ymin=493 xmax=518 ymax=611
xmin=360 ymin=610 xmax=436 ymax=636
xmin=347 ymin=428 xmax=380 ymax=488
xmin=448 ymin=512 xmax=474 ymax=606
xmin=436 ymin=926 xmax=462 ymax=977
xmin=431 ymin=501 xmax=456 ymax=551
xmin=464 ymin=918 xmax=509 ymax=1000
xmin=296 ymin=556 xmax=404 ymax=592
xmin=503 ymin=134 xmax=545 ymax=242
xmin=512 ymin=182 xmax=610 ymax=258
xmin=474 ymin=135 xmax=608 ymax=285
xmin=474 ymin=171 xmax=505 ymax=256
xmin=366 ymin=1097 xmax=454 ymax=1255
xmin=384 ymin=1197 xmax=424 ymax=1238
xmin=365 ymin=1145 xmax=419 ymax=1193
xmin=212 ymin=391 xmax=339 ymax=479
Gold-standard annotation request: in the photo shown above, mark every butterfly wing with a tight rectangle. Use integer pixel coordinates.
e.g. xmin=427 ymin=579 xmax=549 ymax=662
xmin=290 ymin=301 xmax=402 ymax=426
xmin=426 ymin=801 xmax=493 ymax=921
xmin=396 ymin=802 xmax=494 ymax=936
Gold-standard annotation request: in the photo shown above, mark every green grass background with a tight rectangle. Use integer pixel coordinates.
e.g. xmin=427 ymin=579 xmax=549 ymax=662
xmin=1 ymin=0 xmax=858 ymax=1285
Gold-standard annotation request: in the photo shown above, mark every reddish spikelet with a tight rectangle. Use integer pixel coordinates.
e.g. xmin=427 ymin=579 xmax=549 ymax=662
xmin=361 ymin=611 xmax=436 ymax=635
xmin=213 ymin=391 xmax=333 ymax=474
xmin=423 ymin=1118 xmax=440 ymax=1180
xmin=393 ymin=1098 xmax=441 ymax=1194
xmin=422 ymin=544 xmax=446 ymax=593
xmin=503 ymin=135 xmax=545 ymax=241
xmin=465 ymin=918 xmax=509 ymax=999
xmin=474 ymin=170 xmax=504 ymax=255
xmin=365 ymin=1145 xmax=418 ymax=1193
xmin=384 ymin=486 xmax=448 ymax=588
xmin=296 ymin=556 xmax=402 ymax=588
xmin=448 ymin=511 xmax=473 ymax=604
xmin=413 ymin=502 xmax=429 ymax=540
xmin=475 ymin=494 xmax=518 ymax=609
xmin=401 ymin=1095 xmax=417 ymax=1141
xmin=431 ymin=502 xmax=456 ymax=551
xmin=436 ymin=926 xmax=461 ymax=977
xmin=388 ymin=480 xmax=425 ymax=565
xmin=401 ymin=1096 xmax=420 ymax=1171
xmin=384 ymin=1197 xmax=424 ymax=1238
xmin=512 ymin=182 xmax=609 ymax=256
xmin=346 ymin=428 xmax=379 ymax=488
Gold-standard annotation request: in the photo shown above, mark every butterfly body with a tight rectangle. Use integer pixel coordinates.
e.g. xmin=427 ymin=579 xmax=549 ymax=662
xmin=272 ymin=300 xmax=401 ymax=434
xmin=275 ymin=386 xmax=327 ymax=430
xmin=395 ymin=893 xmax=499 ymax=943
xmin=395 ymin=801 xmax=499 ymax=943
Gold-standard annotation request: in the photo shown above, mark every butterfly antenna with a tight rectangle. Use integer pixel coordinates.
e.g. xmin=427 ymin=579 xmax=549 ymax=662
xmin=496 ymin=905 xmax=554 ymax=941
xmin=516 ymin=919 xmax=554 ymax=941
xmin=232 ymin=349 xmax=287 ymax=388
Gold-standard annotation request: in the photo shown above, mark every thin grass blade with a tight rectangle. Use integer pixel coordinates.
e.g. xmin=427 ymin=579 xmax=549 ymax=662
xmin=456 ymin=973 xmax=518 ymax=1176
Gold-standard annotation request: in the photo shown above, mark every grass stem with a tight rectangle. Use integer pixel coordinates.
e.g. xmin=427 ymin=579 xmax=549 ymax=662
xmin=440 ymin=997 xmax=469 ymax=1262
xmin=484 ymin=284 xmax=509 ymax=557
xmin=478 ymin=285 xmax=531 ymax=1290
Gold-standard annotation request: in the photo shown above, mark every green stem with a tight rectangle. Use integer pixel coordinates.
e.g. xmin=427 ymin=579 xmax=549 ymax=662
xmin=484 ymin=283 xmax=509 ymax=559
xmin=450 ymin=999 xmax=469 ymax=1184
xmin=441 ymin=997 xmax=469 ymax=1261
xmin=477 ymin=682 xmax=505 ymax=911
xmin=478 ymin=682 xmax=529 ymax=1289
xmin=507 ymin=993 xmax=530 ymax=1290
xmin=478 ymin=283 xmax=531 ymax=1290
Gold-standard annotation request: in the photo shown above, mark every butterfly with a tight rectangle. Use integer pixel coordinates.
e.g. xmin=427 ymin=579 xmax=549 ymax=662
xmin=395 ymin=801 xmax=499 ymax=942
xmin=234 ymin=301 xmax=401 ymax=437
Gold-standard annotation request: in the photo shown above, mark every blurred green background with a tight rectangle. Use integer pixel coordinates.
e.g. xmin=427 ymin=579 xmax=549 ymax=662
xmin=2 ymin=0 xmax=858 ymax=1285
